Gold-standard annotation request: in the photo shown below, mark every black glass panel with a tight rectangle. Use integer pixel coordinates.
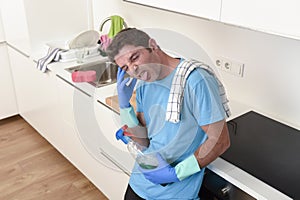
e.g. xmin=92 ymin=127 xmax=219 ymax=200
xmin=199 ymin=169 xmax=256 ymax=200
xmin=221 ymin=111 xmax=300 ymax=199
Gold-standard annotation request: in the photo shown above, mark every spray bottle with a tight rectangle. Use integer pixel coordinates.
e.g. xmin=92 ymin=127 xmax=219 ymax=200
xmin=116 ymin=125 xmax=158 ymax=169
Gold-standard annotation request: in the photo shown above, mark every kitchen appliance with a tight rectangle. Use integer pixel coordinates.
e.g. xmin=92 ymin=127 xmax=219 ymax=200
xmin=199 ymin=169 xmax=256 ymax=200
xmin=220 ymin=111 xmax=300 ymax=199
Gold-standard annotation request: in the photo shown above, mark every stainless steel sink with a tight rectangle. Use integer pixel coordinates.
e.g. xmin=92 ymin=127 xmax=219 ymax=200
xmin=66 ymin=59 xmax=118 ymax=87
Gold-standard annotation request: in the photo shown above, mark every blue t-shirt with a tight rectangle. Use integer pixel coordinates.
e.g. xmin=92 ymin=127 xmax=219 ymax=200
xmin=129 ymin=59 xmax=226 ymax=200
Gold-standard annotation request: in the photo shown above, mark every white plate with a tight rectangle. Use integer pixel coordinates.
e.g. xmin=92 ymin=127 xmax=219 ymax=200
xmin=46 ymin=40 xmax=70 ymax=50
xmin=68 ymin=30 xmax=100 ymax=49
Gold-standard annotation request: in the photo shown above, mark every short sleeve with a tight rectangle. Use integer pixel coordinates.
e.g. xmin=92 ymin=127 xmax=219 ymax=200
xmin=135 ymin=84 xmax=143 ymax=113
xmin=187 ymin=74 xmax=225 ymax=126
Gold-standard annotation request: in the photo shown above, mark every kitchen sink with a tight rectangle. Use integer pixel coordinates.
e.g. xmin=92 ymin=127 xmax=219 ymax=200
xmin=66 ymin=59 xmax=118 ymax=87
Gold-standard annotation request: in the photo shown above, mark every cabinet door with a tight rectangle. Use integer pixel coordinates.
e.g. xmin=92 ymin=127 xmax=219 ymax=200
xmin=94 ymin=100 xmax=135 ymax=173
xmin=0 ymin=0 xmax=31 ymax=54
xmin=56 ymin=76 xmax=130 ymax=199
xmin=0 ymin=44 xmax=18 ymax=119
xmin=221 ymin=0 xmax=300 ymax=39
xmin=7 ymin=46 xmax=61 ymax=141
xmin=125 ymin=0 xmax=222 ymax=21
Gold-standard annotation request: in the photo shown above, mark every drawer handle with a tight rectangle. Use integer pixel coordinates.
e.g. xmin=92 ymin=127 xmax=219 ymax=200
xmin=221 ymin=185 xmax=231 ymax=196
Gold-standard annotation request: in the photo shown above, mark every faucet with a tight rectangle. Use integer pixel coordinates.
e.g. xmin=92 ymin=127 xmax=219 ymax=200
xmin=99 ymin=16 xmax=128 ymax=32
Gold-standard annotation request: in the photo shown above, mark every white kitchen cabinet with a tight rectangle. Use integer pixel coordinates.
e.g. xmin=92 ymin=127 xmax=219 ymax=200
xmin=94 ymin=100 xmax=135 ymax=172
xmin=7 ymin=46 xmax=62 ymax=143
xmin=0 ymin=0 xmax=31 ymax=54
xmin=0 ymin=43 xmax=18 ymax=119
xmin=124 ymin=0 xmax=222 ymax=21
xmin=125 ymin=0 xmax=300 ymax=40
xmin=55 ymin=76 xmax=129 ymax=199
xmin=7 ymin=45 xmax=129 ymax=198
xmin=221 ymin=0 xmax=300 ymax=40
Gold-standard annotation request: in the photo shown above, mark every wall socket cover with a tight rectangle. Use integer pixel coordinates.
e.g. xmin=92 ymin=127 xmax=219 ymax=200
xmin=215 ymin=56 xmax=244 ymax=77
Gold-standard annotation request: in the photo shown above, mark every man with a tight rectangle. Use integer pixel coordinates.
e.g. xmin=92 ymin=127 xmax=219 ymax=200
xmin=106 ymin=28 xmax=230 ymax=200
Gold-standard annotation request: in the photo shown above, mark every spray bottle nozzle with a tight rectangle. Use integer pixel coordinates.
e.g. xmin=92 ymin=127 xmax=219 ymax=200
xmin=115 ymin=125 xmax=130 ymax=144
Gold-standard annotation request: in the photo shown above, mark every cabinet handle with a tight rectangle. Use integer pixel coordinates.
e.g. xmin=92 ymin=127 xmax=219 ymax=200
xmin=7 ymin=42 xmax=30 ymax=58
xmin=99 ymin=147 xmax=130 ymax=176
xmin=56 ymin=74 xmax=91 ymax=97
xmin=96 ymin=100 xmax=119 ymax=115
xmin=221 ymin=185 xmax=231 ymax=196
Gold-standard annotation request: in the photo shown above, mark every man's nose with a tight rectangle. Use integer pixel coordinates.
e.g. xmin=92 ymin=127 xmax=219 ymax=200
xmin=128 ymin=64 xmax=138 ymax=74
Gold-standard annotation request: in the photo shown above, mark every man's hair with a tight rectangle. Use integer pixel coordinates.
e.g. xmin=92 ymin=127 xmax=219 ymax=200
xmin=106 ymin=28 xmax=151 ymax=62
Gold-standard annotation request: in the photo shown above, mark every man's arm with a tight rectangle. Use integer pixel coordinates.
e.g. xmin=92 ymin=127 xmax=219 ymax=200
xmin=194 ymin=119 xmax=230 ymax=168
xmin=139 ymin=119 xmax=230 ymax=185
xmin=128 ymin=111 xmax=149 ymax=147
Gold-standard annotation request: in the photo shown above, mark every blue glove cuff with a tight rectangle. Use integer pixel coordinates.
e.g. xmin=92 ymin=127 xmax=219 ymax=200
xmin=120 ymin=106 xmax=139 ymax=128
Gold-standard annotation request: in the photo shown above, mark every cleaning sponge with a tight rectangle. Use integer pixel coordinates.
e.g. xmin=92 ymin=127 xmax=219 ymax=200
xmin=71 ymin=70 xmax=96 ymax=82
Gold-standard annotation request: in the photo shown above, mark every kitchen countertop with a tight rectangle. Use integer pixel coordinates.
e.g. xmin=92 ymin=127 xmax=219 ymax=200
xmin=39 ymin=55 xmax=292 ymax=200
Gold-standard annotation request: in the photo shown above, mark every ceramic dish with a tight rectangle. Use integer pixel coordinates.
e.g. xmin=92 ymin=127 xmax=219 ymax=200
xmin=68 ymin=30 xmax=100 ymax=49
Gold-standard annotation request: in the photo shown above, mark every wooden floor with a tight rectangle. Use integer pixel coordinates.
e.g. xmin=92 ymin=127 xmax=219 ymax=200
xmin=0 ymin=115 xmax=108 ymax=200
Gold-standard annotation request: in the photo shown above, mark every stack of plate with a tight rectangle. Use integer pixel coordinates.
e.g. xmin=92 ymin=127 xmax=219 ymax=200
xmin=46 ymin=30 xmax=101 ymax=62
xmin=68 ymin=30 xmax=100 ymax=49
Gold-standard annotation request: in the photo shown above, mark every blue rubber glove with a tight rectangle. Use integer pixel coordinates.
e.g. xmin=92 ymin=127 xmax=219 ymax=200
xmin=117 ymin=67 xmax=137 ymax=109
xmin=139 ymin=153 xmax=201 ymax=185
xmin=139 ymin=153 xmax=179 ymax=185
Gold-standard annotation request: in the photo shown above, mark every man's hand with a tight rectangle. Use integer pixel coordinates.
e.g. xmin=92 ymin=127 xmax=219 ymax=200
xmin=139 ymin=153 xmax=201 ymax=185
xmin=117 ymin=68 xmax=137 ymax=108
xmin=139 ymin=153 xmax=179 ymax=185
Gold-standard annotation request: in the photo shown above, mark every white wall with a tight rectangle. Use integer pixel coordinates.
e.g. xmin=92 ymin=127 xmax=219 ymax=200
xmin=0 ymin=9 xmax=5 ymax=42
xmin=0 ymin=0 xmax=90 ymax=54
xmin=92 ymin=0 xmax=300 ymax=129
xmin=23 ymin=0 xmax=89 ymax=53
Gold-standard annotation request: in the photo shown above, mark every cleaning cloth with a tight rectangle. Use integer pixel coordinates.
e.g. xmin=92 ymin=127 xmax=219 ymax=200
xmin=99 ymin=34 xmax=112 ymax=51
xmin=108 ymin=15 xmax=124 ymax=38
xmin=37 ymin=47 xmax=66 ymax=72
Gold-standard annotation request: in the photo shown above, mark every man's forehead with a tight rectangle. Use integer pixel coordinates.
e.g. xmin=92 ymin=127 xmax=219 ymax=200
xmin=115 ymin=45 xmax=146 ymax=61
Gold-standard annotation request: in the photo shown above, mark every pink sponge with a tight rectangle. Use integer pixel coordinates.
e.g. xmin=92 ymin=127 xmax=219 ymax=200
xmin=71 ymin=70 xmax=96 ymax=82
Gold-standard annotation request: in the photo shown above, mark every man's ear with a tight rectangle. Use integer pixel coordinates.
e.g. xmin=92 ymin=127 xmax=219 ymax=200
xmin=148 ymin=38 xmax=159 ymax=50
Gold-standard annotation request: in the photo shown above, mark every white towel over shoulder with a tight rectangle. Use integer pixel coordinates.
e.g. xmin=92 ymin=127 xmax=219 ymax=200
xmin=165 ymin=59 xmax=231 ymax=123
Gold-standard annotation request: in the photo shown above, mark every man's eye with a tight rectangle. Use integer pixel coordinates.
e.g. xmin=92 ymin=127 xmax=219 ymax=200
xmin=131 ymin=53 xmax=139 ymax=62
xmin=122 ymin=66 xmax=128 ymax=71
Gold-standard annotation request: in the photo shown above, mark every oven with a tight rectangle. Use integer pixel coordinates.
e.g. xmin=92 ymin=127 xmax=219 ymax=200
xmin=199 ymin=169 xmax=256 ymax=200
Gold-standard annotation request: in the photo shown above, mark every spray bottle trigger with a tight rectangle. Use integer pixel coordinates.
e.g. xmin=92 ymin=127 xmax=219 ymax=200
xmin=115 ymin=127 xmax=129 ymax=144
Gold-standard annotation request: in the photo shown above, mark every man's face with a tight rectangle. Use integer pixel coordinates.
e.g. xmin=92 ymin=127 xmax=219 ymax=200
xmin=114 ymin=45 xmax=163 ymax=82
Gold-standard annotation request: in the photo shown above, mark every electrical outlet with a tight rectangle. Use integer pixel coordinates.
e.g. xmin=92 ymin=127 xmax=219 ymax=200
xmin=215 ymin=56 xmax=244 ymax=77
xmin=222 ymin=59 xmax=232 ymax=72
